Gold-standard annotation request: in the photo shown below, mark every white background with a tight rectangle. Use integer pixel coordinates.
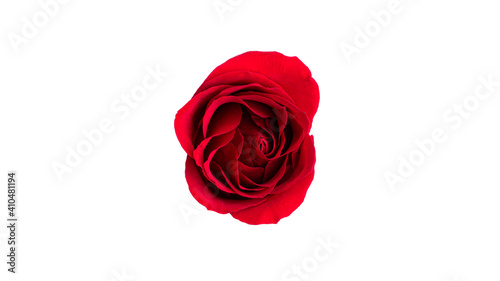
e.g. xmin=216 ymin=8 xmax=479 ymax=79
xmin=1 ymin=0 xmax=500 ymax=280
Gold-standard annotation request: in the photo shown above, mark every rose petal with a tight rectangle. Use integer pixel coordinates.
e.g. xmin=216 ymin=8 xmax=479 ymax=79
xmin=185 ymin=157 xmax=267 ymax=214
xmin=272 ymin=135 xmax=316 ymax=194
xmin=175 ymin=85 xmax=232 ymax=156
xmin=199 ymin=51 xmax=320 ymax=122
xmin=193 ymin=130 xmax=235 ymax=167
xmin=239 ymin=162 xmax=264 ymax=184
xmin=230 ymin=169 xmax=315 ymax=225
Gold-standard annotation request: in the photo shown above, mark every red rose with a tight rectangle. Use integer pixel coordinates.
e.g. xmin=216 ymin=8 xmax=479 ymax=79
xmin=175 ymin=51 xmax=319 ymax=224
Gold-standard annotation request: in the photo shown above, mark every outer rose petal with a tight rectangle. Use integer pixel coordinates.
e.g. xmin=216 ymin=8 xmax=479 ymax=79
xmin=175 ymin=85 xmax=231 ymax=156
xmin=271 ymin=134 xmax=316 ymax=195
xmin=230 ymin=170 xmax=315 ymax=225
xmin=198 ymin=51 xmax=320 ymax=122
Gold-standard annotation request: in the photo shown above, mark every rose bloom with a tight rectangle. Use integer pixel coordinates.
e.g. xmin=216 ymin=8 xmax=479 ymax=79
xmin=175 ymin=51 xmax=319 ymax=224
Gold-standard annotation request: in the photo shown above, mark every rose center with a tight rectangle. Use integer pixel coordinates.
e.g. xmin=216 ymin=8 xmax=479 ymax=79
xmin=257 ymin=132 xmax=273 ymax=154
